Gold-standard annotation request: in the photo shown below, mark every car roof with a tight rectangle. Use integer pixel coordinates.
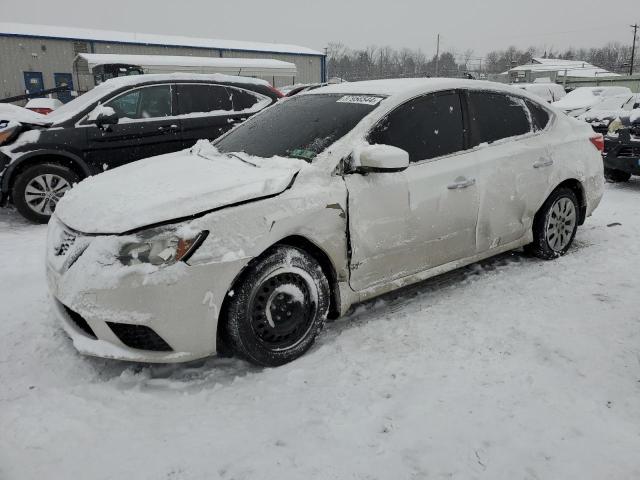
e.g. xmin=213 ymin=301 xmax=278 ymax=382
xmin=43 ymin=73 xmax=274 ymax=126
xmin=307 ymin=78 xmax=528 ymax=98
xmin=97 ymin=73 xmax=272 ymax=89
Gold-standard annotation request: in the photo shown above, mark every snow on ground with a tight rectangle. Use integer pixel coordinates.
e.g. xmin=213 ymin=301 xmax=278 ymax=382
xmin=1 ymin=182 xmax=640 ymax=479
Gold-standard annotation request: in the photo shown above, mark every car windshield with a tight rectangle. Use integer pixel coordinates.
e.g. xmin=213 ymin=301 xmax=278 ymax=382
xmin=590 ymin=94 xmax=632 ymax=111
xmin=215 ymin=93 xmax=383 ymax=161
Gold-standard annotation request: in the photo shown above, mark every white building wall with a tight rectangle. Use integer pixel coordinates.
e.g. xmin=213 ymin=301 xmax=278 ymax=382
xmin=0 ymin=35 xmax=323 ymax=101
xmin=0 ymin=36 xmax=82 ymax=101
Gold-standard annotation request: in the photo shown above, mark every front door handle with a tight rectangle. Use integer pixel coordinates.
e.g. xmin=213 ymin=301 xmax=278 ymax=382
xmin=447 ymin=177 xmax=476 ymax=190
xmin=158 ymin=124 xmax=179 ymax=133
xmin=533 ymin=158 xmax=554 ymax=169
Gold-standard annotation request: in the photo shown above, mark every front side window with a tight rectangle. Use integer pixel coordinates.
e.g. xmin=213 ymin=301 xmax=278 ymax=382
xmin=106 ymin=85 xmax=172 ymax=119
xmin=176 ymin=84 xmax=232 ymax=115
xmin=368 ymin=91 xmax=465 ymax=162
xmin=215 ymin=93 xmax=382 ymax=161
xmin=467 ymin=91 xmax=531 ymax=146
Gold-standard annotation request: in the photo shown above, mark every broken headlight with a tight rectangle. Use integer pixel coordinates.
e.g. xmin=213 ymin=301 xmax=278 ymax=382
xmin=118 ymin=226 xmax=208 ymax=266
xmin=0 ymin=121 xmax=20 ymax=146
xmin=608 ymin=118 xmax=624 ymax=135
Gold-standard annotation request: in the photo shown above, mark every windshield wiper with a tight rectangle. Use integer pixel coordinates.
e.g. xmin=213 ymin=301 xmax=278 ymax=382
xmin=225 ymin=152 xmax=258 ymax=167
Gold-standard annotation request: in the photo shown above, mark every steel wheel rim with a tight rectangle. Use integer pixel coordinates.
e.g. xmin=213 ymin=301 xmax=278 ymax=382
xmin=545 ymin=196 xmax=577 ymax=252
xmin=249 ymin=268 xmax=318 ymax=351
xmin=24 ymin=174 xmax=71 ymax=215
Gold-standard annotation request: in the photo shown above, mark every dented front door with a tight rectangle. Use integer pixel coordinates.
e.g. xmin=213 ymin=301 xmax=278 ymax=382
xmin=345 ymin=154 xmax=480 ymax=292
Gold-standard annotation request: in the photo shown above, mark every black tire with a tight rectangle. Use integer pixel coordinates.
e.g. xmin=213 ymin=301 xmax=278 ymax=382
xmin=604 ymin=168 xmax=631 ymax=183
xmin=524 ymin=187 xmax=579 ymax=260
xmin=224 ymin=245 xmax=330 ymax=367
xmin=12 ymin=163 xmax=79 ymax=224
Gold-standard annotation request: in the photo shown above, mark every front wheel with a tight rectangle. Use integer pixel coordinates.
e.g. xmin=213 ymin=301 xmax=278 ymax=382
xmin=525 ymin=187 xmax=579 ymax=260
xmin=604 ymin=168 xmax=631 ymax=183
xmin=12 ymin=163 xmax=79 ymax=223
xmin=224 ymin=246 xmax=330 ymax=367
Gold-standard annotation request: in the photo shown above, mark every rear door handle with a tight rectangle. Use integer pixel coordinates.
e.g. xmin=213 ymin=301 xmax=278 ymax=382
xmin=447 ymin=177 xmax=476 ymax=190
xmin=533 ymin=158 xmax=554 ymax=169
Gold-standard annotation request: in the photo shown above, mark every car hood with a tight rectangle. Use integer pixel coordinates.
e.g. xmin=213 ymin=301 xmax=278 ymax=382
xmin=0 ymin=103 xmax=50 ymax=126
xmin=578 ymin=109 xmax=623 ymax=123
xmin=55 ymin=142 xmax=302 ymax=234
xmin=552 ymin=98 xmax=600 ymax=112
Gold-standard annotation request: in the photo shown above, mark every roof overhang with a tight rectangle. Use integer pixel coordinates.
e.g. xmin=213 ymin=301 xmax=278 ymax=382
xmin=76 ymin=53 xmax=297 ymax=77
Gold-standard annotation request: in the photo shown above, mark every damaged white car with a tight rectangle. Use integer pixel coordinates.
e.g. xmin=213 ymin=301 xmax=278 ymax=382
xmin=47 ymin=79 xmax=605 ymax=366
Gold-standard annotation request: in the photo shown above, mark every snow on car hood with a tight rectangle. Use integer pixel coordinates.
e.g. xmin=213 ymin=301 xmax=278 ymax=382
xmin=0 ymin=103 xmax=49 ymax=125
xmin=578 ymin=109 xmax=624 ymax=123
xmin=55 ymin=141 xmax=301 ymax=234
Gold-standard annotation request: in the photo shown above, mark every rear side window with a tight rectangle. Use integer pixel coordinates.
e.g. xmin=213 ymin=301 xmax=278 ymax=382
xmin=176 ymin=84 xmax=232 ymax=115
xmin=229 ymin=88 xmax=260 ymax=111
xmin=526 ymin=100 xmax=551 ymax=131
xmin=467 ymin=91 xmax=531 ymax=146
xmin=369 ymin=91 xmax=465 ymax=162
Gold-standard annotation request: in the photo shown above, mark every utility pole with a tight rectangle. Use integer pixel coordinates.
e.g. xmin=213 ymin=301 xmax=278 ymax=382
xmin=631 ymin=23 xmax=638 ymax=76
xmin=324 ymin=46 xmax=329 ymax=83
xmin=435 ymin=34 xmax=440 ymax=77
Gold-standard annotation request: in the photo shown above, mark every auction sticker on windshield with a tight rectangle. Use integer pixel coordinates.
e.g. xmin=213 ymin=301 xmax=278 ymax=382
xmin=336 ymin=95 xmax=383 ymax=105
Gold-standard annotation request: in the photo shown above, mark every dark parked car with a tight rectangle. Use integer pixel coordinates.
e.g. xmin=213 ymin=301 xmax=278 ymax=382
xmin=578 ymin=93 xmax=640 ymax=135
xmin=603 ymin=112 xmax=640 ymax=182
xmin=284 ymin=83 xmax=327 ymax=97
xmin=0 ymin=74 xmax=282 ymax=222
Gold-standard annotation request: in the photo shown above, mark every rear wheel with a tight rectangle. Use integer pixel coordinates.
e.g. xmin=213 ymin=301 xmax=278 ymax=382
xmin=224 ymin=246 xmax=330 ymax=367
xmin=525 ymin=187 xmax=579 ymax=260
xmin=12 ymin=163 xmax=78 ymax=223
xmin=604 ymin=168 xmax=631 ymax=183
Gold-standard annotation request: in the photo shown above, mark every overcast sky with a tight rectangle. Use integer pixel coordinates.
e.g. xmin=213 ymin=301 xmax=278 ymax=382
xmin=1 ymin=0 xmax=638 ymax=61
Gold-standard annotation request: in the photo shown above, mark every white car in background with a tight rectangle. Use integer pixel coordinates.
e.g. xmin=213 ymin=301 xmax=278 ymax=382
xmin=46 ymin=79 xmax=605 ymax=366
xmin=513 ymin=83 xmax=566 ymax=103
xmin=24 ymin=97 xmax=64 ymax=115
xmin=553 ymin=86 xmax=632 ymax=117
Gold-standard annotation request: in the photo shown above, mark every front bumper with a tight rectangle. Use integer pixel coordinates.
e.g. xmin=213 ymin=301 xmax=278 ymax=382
xmin=604 ymin=134 xmax=640 ymax=175
xmin=0 ymin=150 xmax=10 ymax=203
xmin=46 ymin=220 xmax=249 ymax=363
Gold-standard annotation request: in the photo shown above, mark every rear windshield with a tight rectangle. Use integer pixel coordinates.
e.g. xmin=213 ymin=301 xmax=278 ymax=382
xmin=215 ymin=93 xmax=383 ymax=161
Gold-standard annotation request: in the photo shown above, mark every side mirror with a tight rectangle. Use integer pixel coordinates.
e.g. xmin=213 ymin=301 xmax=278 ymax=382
xmin=351 ymin=144 xmax=409 ymax=173
xmin=88 ymin=105 xmax=119 ymax=129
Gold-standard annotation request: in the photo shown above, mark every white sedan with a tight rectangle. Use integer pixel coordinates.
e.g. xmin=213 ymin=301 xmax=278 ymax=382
xmin=46 ymin=79 xmax=605 ymax=366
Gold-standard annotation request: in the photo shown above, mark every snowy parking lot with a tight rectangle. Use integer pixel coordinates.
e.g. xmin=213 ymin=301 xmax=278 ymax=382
xmin=1 ymin=180 xmax=639 ymax=479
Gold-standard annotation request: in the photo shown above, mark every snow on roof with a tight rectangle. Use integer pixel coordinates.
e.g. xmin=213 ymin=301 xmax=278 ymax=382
xmin=0 ymin=22 xmax=323 ymax=56
xmin=310 ymin=78 xmax=525 ymax=97
xmin=77 ymin=53 xmax=297 ymax=76
xmin=78 ymin=53 xmax=295 ymax=70
xmin=507 ymin=57 xmax=618 ymax=78
xmin=96 ymin=72 xmax=273 ymax=88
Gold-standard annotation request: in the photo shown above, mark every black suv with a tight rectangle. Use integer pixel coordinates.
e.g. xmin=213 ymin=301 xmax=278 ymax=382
xmin=0 ymin=74 xmax=281 ymax=222
xmin=603 ymin=114 xmax=640 ymax=183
